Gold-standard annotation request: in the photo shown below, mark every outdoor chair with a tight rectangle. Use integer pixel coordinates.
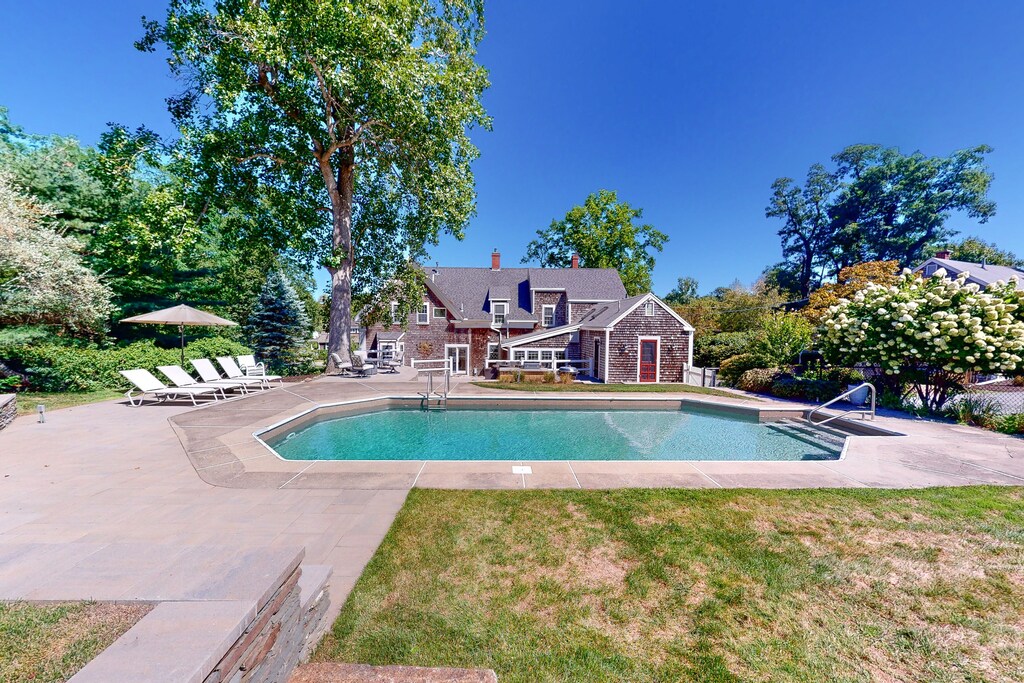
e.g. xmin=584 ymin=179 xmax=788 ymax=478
xmin=217 ymin=356 xmax=283 ymax=387
xmin=352 ymin=351 xmax=377 ymax=377
xmin=191 ymin=358 xmax=267 ymax=391
xmin=156 ymin=365 xmax=247 ymax=397
xmin=329 ymin=353 xmax=356 ymax=376
xmin=119 ymin=369 xmax=221 ymax=407
xmin=237 ymin=354 xmax=267 ymax=376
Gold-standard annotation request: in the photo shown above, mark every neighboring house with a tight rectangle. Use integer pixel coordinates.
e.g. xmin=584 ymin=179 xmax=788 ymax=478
xmin=363 ymin=250 xmax=695 ymax=382
xmin=915 ymin=250 xmax=1024 ymax=291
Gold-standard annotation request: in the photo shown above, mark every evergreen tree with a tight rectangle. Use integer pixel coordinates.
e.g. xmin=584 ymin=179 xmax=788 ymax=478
xmin=245 ymin=270 xmax=311 ymax=374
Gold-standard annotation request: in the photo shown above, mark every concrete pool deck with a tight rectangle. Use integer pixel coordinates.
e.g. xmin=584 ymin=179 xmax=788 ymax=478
xmin=1 ymin=372 xmax=1022 ymax=679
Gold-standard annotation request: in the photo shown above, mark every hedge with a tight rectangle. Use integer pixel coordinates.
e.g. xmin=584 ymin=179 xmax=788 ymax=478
xmin=0 ymin=337 xmax=251 ymax=392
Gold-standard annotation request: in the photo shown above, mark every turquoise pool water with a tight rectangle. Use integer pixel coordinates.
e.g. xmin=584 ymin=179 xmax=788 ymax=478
xmin=267 ymin=408 xmax=841 ymax=461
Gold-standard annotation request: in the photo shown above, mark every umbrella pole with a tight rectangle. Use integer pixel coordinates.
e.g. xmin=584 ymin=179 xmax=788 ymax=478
xmin=180 ymin=325 xmax=185 ymax=365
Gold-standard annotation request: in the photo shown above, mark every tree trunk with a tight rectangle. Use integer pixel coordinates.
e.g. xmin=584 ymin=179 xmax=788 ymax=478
xmin=323 ymin=144 xmax=355 ymax=374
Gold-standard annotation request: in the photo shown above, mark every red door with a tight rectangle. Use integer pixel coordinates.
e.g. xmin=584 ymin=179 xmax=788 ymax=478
xmin=639 ymin=340 xmax=658 ymax=382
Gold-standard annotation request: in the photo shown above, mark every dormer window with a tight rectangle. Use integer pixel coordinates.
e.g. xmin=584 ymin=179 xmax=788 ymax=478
xmin=644 ymin=301 xmax=656 ymax=316
xmin=390 ymin=301 xmax=400 ymax=325
xmin=493 ymin=302 xmax=507 ymax=326
xmin=542 ymin=305 xmax=555 ymax=327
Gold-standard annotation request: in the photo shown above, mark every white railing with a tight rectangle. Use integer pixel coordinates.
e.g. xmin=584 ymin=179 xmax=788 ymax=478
xmin=486 ymin=358 xmax=593 ymax=374
xmin=807 ymin=382 xmax=876 ymax=426
xmin=411 ymin=358 xmax=452 ymax=373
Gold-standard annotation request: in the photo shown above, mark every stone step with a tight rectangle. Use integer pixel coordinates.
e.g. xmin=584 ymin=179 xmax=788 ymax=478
xmin=290 ymin=663 xmax=498 ymax=683
xmin=298 ymin=564 xmax=332 ymax=612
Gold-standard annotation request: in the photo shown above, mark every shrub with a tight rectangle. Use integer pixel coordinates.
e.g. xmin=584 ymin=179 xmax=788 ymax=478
xmin=945 ymin=393 xmax=1001 ymax=429
xmin=768 ymin=377 xmax=842 ymax=402
xmin=718 ymin=353 xmax=762 ymax=386
xmin=542 ymin=371 xmax=556 ymax=383
xmin=498 ymin=373 xmax=514 ymax=383
xmin=693 ymin=331 xmax=754 ymax=367
xmin=558 ymin=371 xmax=575 ymax=384
xmin=824 ymin=367 xmax=866 ymax=385
xmin=1013 ymin=375 xmax=1024 ymax=387
xmin=752 ymin=314 xmax=814 ymax=367
xmin=0 ymin=336 xmax=250 ymax=392
xmin=736 ymin=368 xmax=781 ymax=393
xmin=821 ymin=267 xmax=1024 ymax=413
xmin=995 ymin=414 xmax=1024 ymax=434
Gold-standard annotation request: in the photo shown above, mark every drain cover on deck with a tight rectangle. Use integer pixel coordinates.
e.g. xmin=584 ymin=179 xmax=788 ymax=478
xmin=512 ymin=465 xmax=532 ymax=474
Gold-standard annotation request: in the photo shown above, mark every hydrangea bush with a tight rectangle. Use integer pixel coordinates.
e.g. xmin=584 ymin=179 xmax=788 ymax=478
xmin=820 ymin=268 xmax=1024 ymax=413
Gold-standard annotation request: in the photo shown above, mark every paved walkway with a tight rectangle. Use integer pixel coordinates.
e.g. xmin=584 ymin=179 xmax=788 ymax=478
xmin=2 ymin=373 xmax=1023 ymax=629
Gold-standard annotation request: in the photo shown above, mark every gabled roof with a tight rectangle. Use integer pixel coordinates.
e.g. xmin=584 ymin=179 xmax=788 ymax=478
xmin=419 ymin=266 xmax=626 ymax=321
xmin=915 ymin=258 xmax=1024 ymax=291
xmin=579 ymin=293 xmax=694 ymax=331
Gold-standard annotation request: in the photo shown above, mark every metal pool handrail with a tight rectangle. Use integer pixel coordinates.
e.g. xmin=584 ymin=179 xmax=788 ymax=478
xmin=807 ymin=382 xmax=876 ymax=426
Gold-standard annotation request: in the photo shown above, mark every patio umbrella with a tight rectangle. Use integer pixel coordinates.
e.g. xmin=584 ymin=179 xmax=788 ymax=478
xmin=121 ymin=304 xmax=238 ymax=364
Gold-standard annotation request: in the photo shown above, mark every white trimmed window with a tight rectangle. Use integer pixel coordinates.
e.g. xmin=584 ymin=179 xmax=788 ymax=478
xmin=924 ymin=264 xmax=937 ymax=276
xmin=542 ymin=304 xmax=555 ymax=327
xmin=644 ymin=301 xmax=656 ymax=316
xmin=390 ymin=301 xmax=400 ymax=325
xmin=416 ymin=302 xmax=429 ymax=325
xmin=433 ymin=307 xmax=447 ymax=319
xmin=493 ymin=302 xmax=507 ymax=325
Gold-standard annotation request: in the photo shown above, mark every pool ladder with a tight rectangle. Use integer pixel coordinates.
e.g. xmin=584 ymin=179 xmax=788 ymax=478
xmin=419 ymin=369 xmax=450 ymax=411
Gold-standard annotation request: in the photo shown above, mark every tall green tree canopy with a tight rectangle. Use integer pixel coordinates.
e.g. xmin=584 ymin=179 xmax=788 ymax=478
xmin=663 ymin=276 xmax=699 ymax=305
xmin=939 ymin=235 xmax=1023 ymax=268
xmin=767 ymin=144 xmax=996 ymax=296
xmin=523 ymin=189 xmax=668 ymax=295
xmin=140 ymin=0 xmax=491 ymax=370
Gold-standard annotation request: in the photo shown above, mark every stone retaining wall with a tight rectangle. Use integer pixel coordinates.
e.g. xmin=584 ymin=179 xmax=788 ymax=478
xmin=205 ymin=564 xmax=330 ymax=683
xmin=0 ymin=394 xmax=15 ymax=432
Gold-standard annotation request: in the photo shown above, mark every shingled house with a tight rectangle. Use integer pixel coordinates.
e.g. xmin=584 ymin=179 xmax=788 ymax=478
xmin=363 ymin=251 xmax=694 ymax=383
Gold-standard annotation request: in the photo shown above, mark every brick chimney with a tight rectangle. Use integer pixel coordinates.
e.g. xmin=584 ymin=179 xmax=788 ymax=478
xmin=491 ymin=249 xmax=501 ymax=270
xmin=935 ymin=249 xmax=951 ymax=260
xmin=571 ymin=253 xmax=579 ymax=269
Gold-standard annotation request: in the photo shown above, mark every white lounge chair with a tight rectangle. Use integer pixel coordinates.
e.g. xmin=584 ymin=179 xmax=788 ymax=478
xmin=119 ymin=369 xmax=221 ymax=407
xmin=237 ymin=354 xmax=266 ymax=376
xmin=157 ymin=365 xmax=245 ymax=397
xmin=191 ymin=358 xmax=266 ymax=391
xmin=217 ymin=356 xmax=282 ymax=386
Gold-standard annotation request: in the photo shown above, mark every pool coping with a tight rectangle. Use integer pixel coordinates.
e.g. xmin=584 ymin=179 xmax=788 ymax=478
xmin=251 ymin=394 xmax=900 ymax=464
xmin=167 ymin=385 xmax=915 ymax=490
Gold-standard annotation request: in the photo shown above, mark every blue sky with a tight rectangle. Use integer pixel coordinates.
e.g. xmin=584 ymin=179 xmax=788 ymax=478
xmin=2 ymin=1 xmax=1023 ymax=296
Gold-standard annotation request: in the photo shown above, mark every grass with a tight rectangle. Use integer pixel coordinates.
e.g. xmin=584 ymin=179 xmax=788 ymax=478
xmin=473 ymin=381 xmax=750 ymax=400
xmin=15 ymin=390 xmax=122 ymax=416
xmin=315 ymin=487 xmax=1024 ymax=682
xmin=0 ymin=601 xmax=151 ymax=682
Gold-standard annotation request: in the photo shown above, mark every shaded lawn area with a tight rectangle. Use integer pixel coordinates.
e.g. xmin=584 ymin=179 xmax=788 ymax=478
xmin=472 ymin=381 xmax=750 ymax=400
xmin=0 ymin=601 xmax=151 ymax=682
xmin=316 ymin=487 xmax=1024 ymax=683
xmin=15 ymin=390 xmax=122 ymax=416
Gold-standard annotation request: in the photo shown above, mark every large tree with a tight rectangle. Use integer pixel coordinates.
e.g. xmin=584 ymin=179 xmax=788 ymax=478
xmin=940 ymin=235 xmax=1023 ymax=268
xmin=764 ymin=164 xmax=838 ymax=297
xmin=523 ymin=190 xmax=668 ymax=295
xmin=767 ymin=144 xmax=996 ymax=295
xmin=140 ymin=0 xmax=490 ymax=372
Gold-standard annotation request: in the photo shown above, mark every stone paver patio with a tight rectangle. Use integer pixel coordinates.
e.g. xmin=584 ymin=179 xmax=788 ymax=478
xmin=2 ymin=371 xmax=1023 ymax=666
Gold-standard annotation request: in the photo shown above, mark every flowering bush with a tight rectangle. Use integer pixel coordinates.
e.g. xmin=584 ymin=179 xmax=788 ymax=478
xmin=820 ymin=268 xmax=1024 ymax=412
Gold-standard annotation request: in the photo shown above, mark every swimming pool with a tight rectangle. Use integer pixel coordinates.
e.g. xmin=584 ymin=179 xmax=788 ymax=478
xmin=264 ymin=406 xmax=843 ymax=462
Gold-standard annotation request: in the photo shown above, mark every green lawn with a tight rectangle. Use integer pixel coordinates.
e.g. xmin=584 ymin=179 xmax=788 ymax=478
xmin=472 ymin=381 xmax=749 ymax=400
xmin=316 ymin=487 xmax=1024 ymax=683
xmin=0 ymin=602 xmax=151 ymax=682
xmin=15 ymin=390 xmax=122 ymax=416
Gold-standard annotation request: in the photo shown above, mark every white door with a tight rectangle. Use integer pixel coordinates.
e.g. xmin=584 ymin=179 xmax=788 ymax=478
xmin=445 ymin=344 xmax=469 ymax=374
